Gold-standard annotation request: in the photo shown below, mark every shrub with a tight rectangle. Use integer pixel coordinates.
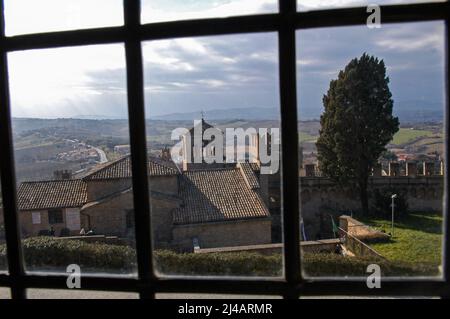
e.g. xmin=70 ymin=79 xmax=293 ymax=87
xmin=0 ymin=238 xmax=439 ymax=277
xmin=0 ymin=237 xmax=136 ymax=272
xmin=153 ymin=250 xmax=437 ymax=277
xmin=301 ymin=253 xmax=438 ymax=277
xmin=59 ymin=228 xmax=71 ymax=237
xmin=372 ymin=187 xmax=408 ymax=218
xmin=154 ymin=250 xmax=282 ymax=276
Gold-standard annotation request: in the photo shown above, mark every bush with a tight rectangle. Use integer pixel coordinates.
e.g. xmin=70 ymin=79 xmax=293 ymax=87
xmin=154 ymin=250 xmax=282 ymax=276
xmin=0 ymin=239 xmax=439 ymax=277
xmin=0 ymin=237 xmax=136 ymax=272
xmin=301 ymin=253 xmax=437 ymax=277
xmin=153 ymin=251 xmax=437 ymax=277
xmin=372 ymin=187 xmax=408 ymax=218
xmin=59 ymin=228 xmax=71 ymax=237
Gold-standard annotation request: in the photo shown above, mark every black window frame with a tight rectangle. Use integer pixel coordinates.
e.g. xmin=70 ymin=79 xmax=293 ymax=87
xmin=0 ymin=0 xmax=448 ymax=299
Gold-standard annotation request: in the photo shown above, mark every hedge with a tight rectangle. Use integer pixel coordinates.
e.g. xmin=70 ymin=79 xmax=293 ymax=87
xmin=0 ymin=237 xmax=439 ymax=276
xmin=0 ymin=237 xmax=136 ymax=272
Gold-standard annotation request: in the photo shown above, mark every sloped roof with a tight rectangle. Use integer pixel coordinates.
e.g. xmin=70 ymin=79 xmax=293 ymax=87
xmin=83 ymin=155 xmax=178 ymax=180
xmin=174 ymin=168 xmax=269 ymax=225
xmin=239 ymin=162 xmax=260 ymax=189
xmin=18 ymin=179 xmax=87 ymax=210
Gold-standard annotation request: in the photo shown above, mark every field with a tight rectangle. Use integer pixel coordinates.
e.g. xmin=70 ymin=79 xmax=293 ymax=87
xmin=359 ymin=213 xmax=442 ymax=271
xmin=391 ymin=128 xmax=434 ymax=145
xmin=299 ymin=132 xmax=317 ymax=143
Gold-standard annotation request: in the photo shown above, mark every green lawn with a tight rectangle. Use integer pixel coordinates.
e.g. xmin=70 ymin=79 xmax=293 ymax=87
xmin=359 ymin=213 xmax=442 ymax=267
xmin=391 ymin=128 xmax=434 ymax=145
xmin=299 ymin=132 xmax=317 ymax=143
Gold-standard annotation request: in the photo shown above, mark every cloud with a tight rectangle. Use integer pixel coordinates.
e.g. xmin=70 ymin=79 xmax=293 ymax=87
xmin=141 ymin=32 xmax=280 ymax=116
xmin=141 ymin=0 xmax=277 ymax=23
xmin=6 ymin=2 xmax=445 ymax=123
xmin=4 ymin=0 xmax=123 ymax=36
xmin=296 ymin=21 xmax=445 ymax=119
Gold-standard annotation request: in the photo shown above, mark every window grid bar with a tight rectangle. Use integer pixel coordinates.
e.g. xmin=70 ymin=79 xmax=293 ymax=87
xmin=0 ymin=0 xmax=26 ymax=300
xmin=123 ymin=0 xmax=155 ymax=299
xmin=279 ymin=0 xmax=301 ymax=299
xmin=1 ymin=2 xmax=447 ymax=53
xmin=0 ymin=0 xmax=447 ymax=299
xmin=443 ymin=17 xmax=450 ymax=297
xmin=1 ymin=273 xmax=449 ymax=297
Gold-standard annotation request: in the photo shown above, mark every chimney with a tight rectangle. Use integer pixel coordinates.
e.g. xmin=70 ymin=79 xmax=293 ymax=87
xmin=54 ymin=170 xmax=72 ymax=180
xmin=388 ymin=162 xmax=400 ymax=176
xmin=160 ymin=146 xmax=171 ymax=161
xmin=406 ymin=161 xmax=417 ymax=177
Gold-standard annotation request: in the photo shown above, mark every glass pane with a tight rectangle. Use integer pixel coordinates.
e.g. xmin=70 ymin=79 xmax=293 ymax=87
xmin=141 ymin=0 xmax=277 ymax=24
xmin=8 ymin=44 xmax=138 ymax=275
xmin=27 ymin=289 xmax=138 ymax=299
xmin=143 ymin=33 xmax=282 ymax=277
xmin=297 ymin=0 xmax=446 ymax=11
xmin=297 ymin=21 xmax=445 ymax=278
xmin=4 ymin=0 xmax=123 ymax=36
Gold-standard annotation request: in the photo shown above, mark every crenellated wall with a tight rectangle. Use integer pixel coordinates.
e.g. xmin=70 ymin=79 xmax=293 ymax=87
xmin=299 ymin=175 xmax=444 ymax=239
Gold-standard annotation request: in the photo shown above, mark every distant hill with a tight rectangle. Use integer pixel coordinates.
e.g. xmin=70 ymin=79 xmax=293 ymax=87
xmin=150 ymin=107 xmax=280 ymax=121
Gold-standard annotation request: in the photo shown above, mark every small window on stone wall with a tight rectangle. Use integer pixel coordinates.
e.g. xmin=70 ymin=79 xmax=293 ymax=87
xmin=48 ymin=209 xmax=63 ymax=225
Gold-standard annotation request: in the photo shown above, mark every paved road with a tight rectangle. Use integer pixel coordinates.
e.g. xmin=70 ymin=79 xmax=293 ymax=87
xmin=92 ymin=146 xmax=108 ymax=163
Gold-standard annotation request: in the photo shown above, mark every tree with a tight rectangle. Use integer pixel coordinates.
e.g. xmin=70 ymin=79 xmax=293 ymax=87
xmin=316 ymin=53 xmax=399 ymax=214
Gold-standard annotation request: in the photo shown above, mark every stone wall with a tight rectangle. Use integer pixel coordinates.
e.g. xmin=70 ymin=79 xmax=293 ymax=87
xmin=171 ymin=218 xmax=272 ymax=252
xmin=300 ymin=175 xmax=444 ymax=239
xmin=87 ymin=179 xmax=132 ymax=202
xmin=19 ymin=208 xmax=81 ymax=237
xmin=339 ymin=215 xmax=390 ymax=242
xmin=86 ymin=175 xmax=178 ymax=202
xmin=81 ymin=191 xmax=133 ymax=237
xmin=149 ymin=175 xmax=178 ymax=196
xmin=194 ymin=239 xmax=341 ymax=255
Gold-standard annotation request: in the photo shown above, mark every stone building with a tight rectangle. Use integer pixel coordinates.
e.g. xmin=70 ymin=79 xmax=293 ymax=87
xmin=17 ymin=140 xmax=272 ymax=251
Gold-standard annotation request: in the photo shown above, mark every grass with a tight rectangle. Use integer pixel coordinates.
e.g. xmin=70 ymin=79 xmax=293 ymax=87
xmin=358 ymin=212 xmax=442 ymax=269
xmin=391 ymin=128 xmax=434 ymax=145
xmin=299 ymin=132 xmax=317 ymax=143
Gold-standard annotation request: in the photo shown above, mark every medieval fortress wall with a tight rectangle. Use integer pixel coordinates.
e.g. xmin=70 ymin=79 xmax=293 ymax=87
xmin=299 ymin=161 xmax=444 ymax=239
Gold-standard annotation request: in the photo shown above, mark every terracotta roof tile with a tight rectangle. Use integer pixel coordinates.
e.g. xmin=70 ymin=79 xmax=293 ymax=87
xmin=174 ymin=168 xmax=269 ymax=225
xmin=18 ymin=179 xmax=87 ymax=210
xmin=84 ymin=155 xmax=178 ymax=180
xmin=239 ymin=162 xmax=260 ymax=189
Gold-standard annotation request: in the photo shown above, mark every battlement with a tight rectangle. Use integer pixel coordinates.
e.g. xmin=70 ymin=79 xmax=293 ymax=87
xmin=300 ymin=160 xmax=444 ymax=178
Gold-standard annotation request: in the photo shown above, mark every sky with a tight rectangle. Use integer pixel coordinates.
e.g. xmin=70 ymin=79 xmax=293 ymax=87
xmin=4 ymin=0 xmax=446 ymax=120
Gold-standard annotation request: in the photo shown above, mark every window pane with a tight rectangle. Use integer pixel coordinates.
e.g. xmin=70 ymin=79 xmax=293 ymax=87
xmin=143 ymin=33 xmax=282 ymax=277
xmin=4 ymin=0 xmax=123 ymax=36
xmin=8 ymin=44 xmax=138 ymax=275
xmin=297 ymin=22 xmax=445 ymax=278
xmin=297 ymin=0 xmax=446 ymax=11
xmin=141 ymin=0 xmax=277 ymax=24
